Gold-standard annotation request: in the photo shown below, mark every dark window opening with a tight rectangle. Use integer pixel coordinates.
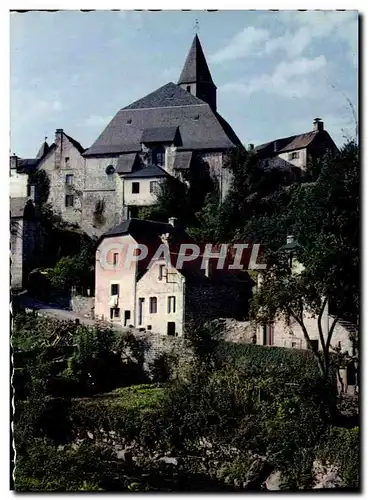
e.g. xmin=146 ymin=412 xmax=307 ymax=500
xmin=65 ymin=194 xmax=74 ymax=207
xmin=186 ymin=85 xmax=191 ymax=93
xmin=149 ymin=297 xmax=157 ymax=314
xmin=111 ymin=284 xmax=119 ymax=296
xmin=152 ymin=146 xmax=165 ymax=167
xmin=167 ymin=322 xmax=176 ymax=336
xmin=110 ymin=307 xmax=120 ymax=319
xmin=147 ymin=325 xmax=152 ymax=331
xmin=65 ymin=174 xmax=74 ymax=185
xmin=158 ymin=264 xmax=166 ymax=281
xmin=124 ymin=310 xmax=131 ymax=327
xmin=138 ymin=297 xmax=145 ymax=325
xmin=263 ymin=323 xmax=274 ymax=346
xmin=132 ymin=182 xmax=140 ymax=194
xmin=288 ymin=151 xmax=300 ymax=160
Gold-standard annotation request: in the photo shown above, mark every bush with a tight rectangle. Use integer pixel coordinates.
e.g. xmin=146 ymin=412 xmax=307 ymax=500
xmin=315 ymin=426 xmax=359 ymax=489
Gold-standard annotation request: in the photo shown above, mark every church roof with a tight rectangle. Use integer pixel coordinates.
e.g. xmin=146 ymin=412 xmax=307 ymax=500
xmin=178 ymin=34 xmax=215 ymax=86
xmin=36 ymin=141 xmax=50 ymax=159
xmin=84 ymin=82 xmax=241 ymax=156
xmin=141 ymin=126 xmax=179 ymax=144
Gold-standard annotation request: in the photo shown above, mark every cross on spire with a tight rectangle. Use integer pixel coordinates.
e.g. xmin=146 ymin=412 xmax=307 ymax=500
xmin=194 ymin=18 xmax=200 ymax=34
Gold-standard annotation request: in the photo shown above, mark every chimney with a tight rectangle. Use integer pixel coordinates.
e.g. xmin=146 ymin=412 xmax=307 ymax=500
xmin=286 ymin=235 xmax=295 ymax=245
xmin=10 ymin=155 xmax=18 ymax=170
xmin=274 ymin=140 xmax=279 ymax=153
xmin=313 ymin=118 xmax=324 ymax=132
xmin=168 ymin=217 xmax=177 ymax=227
xmin=55 ymin=128 xmax=63 ymax=142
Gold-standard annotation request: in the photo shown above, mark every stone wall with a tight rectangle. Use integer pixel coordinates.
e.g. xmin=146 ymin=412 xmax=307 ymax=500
xmin=185 ymin=281 xmax=250 ymax=326
xmin=38 ymin=132 xmax=86 ymax=226
xmin=10 ymin=218 xmax=24 ymax=289
xmin=201 ymin=151 xmax=232 ymax=201
xmin=71 ymin=295 xmax=95 ymax=318
xmin=256 ymin=311 xmax=354 ymax=355
xmin=83 ymin=156 xmax=124 ymax=235
xmin=10 ymin=168 xmax=28 ymax=198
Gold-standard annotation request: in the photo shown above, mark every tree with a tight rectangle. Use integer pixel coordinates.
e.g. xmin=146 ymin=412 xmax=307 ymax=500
xmin=251 ymin=140 xmax=359 ymax=379
xmin=251 ymin=253 xmax=339 ymax=379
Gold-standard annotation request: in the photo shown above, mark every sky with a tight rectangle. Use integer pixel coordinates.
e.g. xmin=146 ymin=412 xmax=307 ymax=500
xmin=10 ymin=10 xmax=358 ymax=158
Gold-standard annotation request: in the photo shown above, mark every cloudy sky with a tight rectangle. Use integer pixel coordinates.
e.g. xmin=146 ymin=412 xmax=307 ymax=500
xmin=10 ymin=10 xmax=358 ymax=158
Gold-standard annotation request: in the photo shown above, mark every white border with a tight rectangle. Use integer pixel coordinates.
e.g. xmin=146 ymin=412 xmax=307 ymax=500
xmin=2 ymin=3 xmax=364 ymax=499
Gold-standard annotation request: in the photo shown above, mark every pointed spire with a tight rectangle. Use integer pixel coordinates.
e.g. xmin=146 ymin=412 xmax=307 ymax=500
xmin=178 ymin=34 xmax=214 ymax=85
xmin=36 ymin=139 xmax=49 ymax=159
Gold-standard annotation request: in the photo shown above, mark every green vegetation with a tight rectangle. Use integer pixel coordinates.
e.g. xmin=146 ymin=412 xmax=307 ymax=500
xmin=12 ymin=314 xmax=358 ymax=491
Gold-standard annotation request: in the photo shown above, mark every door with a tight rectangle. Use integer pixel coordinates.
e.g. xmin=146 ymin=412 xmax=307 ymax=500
xmin=124 ymin=310 xmax=131 ymax=327
xmin=167 ymin=322 xmax=176 ymax=336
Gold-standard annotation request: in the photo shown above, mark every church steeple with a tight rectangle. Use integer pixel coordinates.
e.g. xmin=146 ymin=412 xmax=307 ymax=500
xmin=178 ymin=34 xmax=217 ymax=112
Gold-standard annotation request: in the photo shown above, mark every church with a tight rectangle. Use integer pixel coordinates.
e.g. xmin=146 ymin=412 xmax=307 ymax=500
xmin=10 ymin=35 xmax=242 ymax=237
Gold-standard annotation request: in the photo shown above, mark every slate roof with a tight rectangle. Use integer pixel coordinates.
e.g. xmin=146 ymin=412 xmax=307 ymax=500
xmin=254 ymin=129 xmax=335 ymax=158
xmin=84 ymin=83 xmax=241 ymax=156
xmin=116 ymin=153 xmax=139 ymax=174
xmin=178 ymin=34 xmax=215 ymax=85
xmin=101 ymin=217 xmax=188 ymax=241
xmin=141 ymin=126 xmax=179 ymax=144
xmin=64 ymin=133 xmax=85 ymax=154
xmin=173 ymin=151 xmax=193 ymax=170
xmin=36 ymin=141 xmax=50 ymax=159
xmin=16 ymin=158 xmax=40 ymax=172
xmin=123 ymin=165 xmax=169 ymax=179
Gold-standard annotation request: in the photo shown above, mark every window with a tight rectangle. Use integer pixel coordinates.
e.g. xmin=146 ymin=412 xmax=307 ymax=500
xmin=263 ymin=323 xmax=274 ymax=346
xmin=138 ymin=297 xmax=145 ymax=325
xmin=65 ymin=194 xmax=74 ymax=207
xmin=147 ymin=325 xmax=152 ymax=330
xmin=132 ymin=182 xmax=140 ymax=194
xmin=149 ymin=297 xmax=157 ymax=314
xmin=27 ymin=184 xmax=31 ymax=197
xmin=111 ymin=284 xmax=119 ymax=296
xmin=186 ymin=85 xmax=191 ymax=93
xmin=110 ymin=307 xmax=120 ymax=319
xmin=150 ymin=181 xmax=159 ymax=194
xmin=65 ymin=174 xmax=74 ymax=185
xmin=152 ymin=146 xmax=165 ymax=167
xmin=158 ymin=264 xmax=166 ymax=281
xmin=113 ymin=253 xmax=119 ymax=267
xmin=65 ymin=157 xmax=70 ymax=166
xmin=288 ymin=151 xmax=300 ymax=160
xmin=168 ymin=296 xmax=176 ymax=314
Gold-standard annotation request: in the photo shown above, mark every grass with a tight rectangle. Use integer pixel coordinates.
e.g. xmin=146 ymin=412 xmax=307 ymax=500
xmin=73 ymin=383 xmax=165 ymax=412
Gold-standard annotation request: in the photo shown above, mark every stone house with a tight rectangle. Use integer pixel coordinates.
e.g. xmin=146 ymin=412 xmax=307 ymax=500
xmin=95 ymin=217 xmax=253 ymax=336
xmin=253 ymin=118 xmax=337 ymax=177
xmin=10 ymin=197 xmax=39 ymax=290
xmin=255 ymin=236 xmax=357 ymax=356
xmin=10 ymin=35 xmax=241 ymax=238
xmin=83 ymin=34 xmax=241 ymax=227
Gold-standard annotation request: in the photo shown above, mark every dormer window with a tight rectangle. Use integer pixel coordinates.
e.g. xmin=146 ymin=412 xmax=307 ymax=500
xmin=152 ymin=145 xmax=165 ymax=167
xmin=288 ymin=151 xmax=300 ymax=160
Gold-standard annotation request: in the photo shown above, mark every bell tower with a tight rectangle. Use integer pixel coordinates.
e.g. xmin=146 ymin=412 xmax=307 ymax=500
xmin=178 ymin=34 xmax=217 ymax=112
